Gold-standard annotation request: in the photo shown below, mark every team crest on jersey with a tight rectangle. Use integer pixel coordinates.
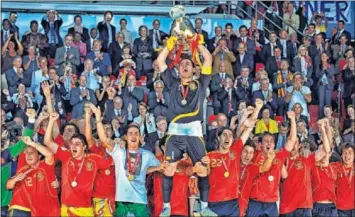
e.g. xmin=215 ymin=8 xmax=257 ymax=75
xmin=86 ymin=161 xmax=93 ymax=171
xmin=272 ymin=158 xmax=280 ymax=165
xmin=36 ymin=171 xmax=44 ymax=181
xmin=295 ymin=161 xmax=303 ymax=170
xmin=189 ymin=82 xmax=197 ymax=90
xmin=165 ymin=156 xmax=171 ymax=161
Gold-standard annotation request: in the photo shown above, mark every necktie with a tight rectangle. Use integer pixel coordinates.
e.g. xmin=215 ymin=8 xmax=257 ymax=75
xmin=66 ymin=47 xmax=70 ymax=54
xmin=50 ymin=23 xmax=56 ymax=44
xmin=144 ymin=119 xmax=149 ymax=136
xmin=293 ymin=43 xmax=297 ymax=56
xmin=282 ymin=136 xmax=286 ymax=146
xmin=228 ymin=90 xmax=232 ymax=114
xmin=271 ymin=43 xmax=275 ymax=56
xmin=276 ymin=58 xmax=280 ymax=68
xmin=4 ymin=31 xmax=8 ymax=41
xmin=155 ymin=30 xmax=160 ymax=44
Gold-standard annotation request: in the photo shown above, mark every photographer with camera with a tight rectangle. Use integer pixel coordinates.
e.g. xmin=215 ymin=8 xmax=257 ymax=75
xmin=1 ymin=109 xmax=36 ymax=217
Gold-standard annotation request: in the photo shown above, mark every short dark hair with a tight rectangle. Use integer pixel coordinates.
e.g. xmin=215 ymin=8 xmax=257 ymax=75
xmin=2 ymin=18 xmax=9 ymax=24
xmin=280 ymin=121 xmax=290 ymax=129
xmin=104 ymin=11 xmax=113 ymax=17
xmin=153 ymin=19 xmax=160 ymax=25
xmin=120 ymin=18 xmax=127 ymax=24
xmin=260 ymin=132 xmax=275 ymax=142
xmin=126 ymin=124 xmax=141 ymax=135
xmin=273 ymin=46 xmax=281 ymax=52
xmin=225 ymin=23 xmax=233 ymax=29
xmin=9 ymin=12 xmax=17 ymax=16
xmin=74 ymin=15 xmax=82 ymax=22
xmin=239 ymin=25 xmax=247 ymax=31
xmin=217 ymin=127 xmax=234 ymax=138
xmin=340 ymin=143 xmax=354 ymax=155
xmin=338 ymin=20 xmax=345 ymax=25
xmin=244 ymin=139 xmax=256 ymax=150
xmin=195 ymin=18 xmax=203 ymax=23
xmin=71 ymin=133 xmax=89 ymax=149
xmin=308 ymin=23 xmax=315 ymax=28
xmin=30 ymin=20 xmax=38 ymax=26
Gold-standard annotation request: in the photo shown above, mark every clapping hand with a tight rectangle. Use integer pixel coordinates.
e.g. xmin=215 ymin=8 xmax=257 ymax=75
xmin=41 ymin=81 xmax=52 ymax=98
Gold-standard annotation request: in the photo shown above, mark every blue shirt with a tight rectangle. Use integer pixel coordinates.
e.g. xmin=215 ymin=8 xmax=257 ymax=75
xmin=107 ymin=145 xmax=160 ymax=204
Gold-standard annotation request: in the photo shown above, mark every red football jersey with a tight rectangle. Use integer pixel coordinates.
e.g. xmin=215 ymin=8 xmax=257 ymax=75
xmin=334 ymin=162 xmax=354 ymax=210
xmin=250 ymin=148 xmax=290 ymax=202
xmin=239 ymin=163 xmax=260 ymax=217
xmin=280 ymin=153 xmax=315 ymax=214
xmin=9 ymin=167 xmax=32 ymax=212
xmin=207 ymin=139 xmax=243 ymax=202
xmin=154 ymin=155 xmax=191 ymax=216
xmin=311 ymin=163 xmax=337 ymax=203
xmin=56 ymin=147 xmax=112 ymax=207
xmin=90 ymin=143 xmax=115 ymax=199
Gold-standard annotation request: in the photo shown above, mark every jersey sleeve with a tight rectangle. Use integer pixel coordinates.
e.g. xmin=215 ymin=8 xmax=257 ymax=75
xmin=231 ymin=139 xmax=244 ymax=154
xmin=106 ymin=143 xmax=120 ymax=158
xmin=95 ymin=155 xmax=113 ymax=170
xmin=199 ymin=74 xmax=212 ymax=92
xmin=55 ymin=146 xmax=71 ymax=162
xmin=277 ymin=147 xmax=291 ymax=164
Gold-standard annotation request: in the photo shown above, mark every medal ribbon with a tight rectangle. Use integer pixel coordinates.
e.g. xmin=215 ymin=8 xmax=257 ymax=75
xmin=219 ymin=153 xmax=231 ymax=174
xmin=127 ymin=150 xmax=141 ymax=175
xmin=71 ymin=155 xmax=86 ymax=183
xmin=180 ymin=83 xmax=189 ymax=101
xmin=240 ymin=165 xmax=247 ymax=180
xmin=342 ymin=164 xmax=354 ymax=186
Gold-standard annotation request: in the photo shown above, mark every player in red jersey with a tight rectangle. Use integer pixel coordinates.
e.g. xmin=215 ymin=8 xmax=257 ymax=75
xmin=311 ymin=119 xmax=338 ymax=217
xmin=206 ymin=118 xmax=255 ymax=216
xmin=154 ymin=136 xmax=195 ymax=217
xmin=84 ymin=105 xmax=115 ymax=217
xmin=280 ymin=119 xmax=331 ymax=217
xmin=247 ymin=111 xmax=297 ymax=217
xmin=239 ymin=140 xmax=275 ymax=217
xmin=44 ymin=112 xmax=113 ymax=216
xmin=6 ymin=137 xmax=60 ymax=217
xmin=335 ymin=143 xmax=354 ymax=217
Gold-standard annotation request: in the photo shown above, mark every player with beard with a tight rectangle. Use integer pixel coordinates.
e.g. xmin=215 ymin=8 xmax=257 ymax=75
xmin=44 ymin=112 xmax=113 ymax=216
xmin=84 ymin=104 xmax=115 ymax=217
xmin=280 ymin=119 xmax=331 ymax=217
xmin=156 ymin=39 xmax=216 ymax=217
xmin=334 ymin=143 xmax=354 ymax=217
xmin=204 ymin=98 xmax=262 ymax=216
xmin=91 ymin=105 xmax=166 ymax=217
xmin=247 ymin=111 xmax=297 ymax=217
xmin=6 ymin=136 xmax=60 ymax=217
xmin=310 ymin=124 xmax=338 ymax=217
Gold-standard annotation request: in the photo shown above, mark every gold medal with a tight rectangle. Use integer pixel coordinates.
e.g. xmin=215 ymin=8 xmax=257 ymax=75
xmin=181 ymin=99 xmax=187 ymax=105
xmin=105 ymin=169 xmax=111 ymax=175
xmin=224 ymin=171 xmax=230 ymax=178
xmin=71 ymin=181 xmax=78 ymax=187
xmin=128 ymin=174 xmax=134 ymax=181
xmin=268 ymin=175 xmax=274 ymax=182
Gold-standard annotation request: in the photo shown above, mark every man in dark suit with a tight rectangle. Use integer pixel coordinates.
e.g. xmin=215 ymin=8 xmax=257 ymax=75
xmin=275 ymin=122 xmax=289 ymax=150
xmin=210 ymin=62 xmax=231 ymax=114
xmin=342 ymin=58 xmax=355 ymax=107
xmin=249 ymin=19 xmax=266 ymax=47
xmin=8 ymin=12 xmax=19 ymax=34
xmin=108 ymin=32 xmax=129 ymax=75
xmin=234 ymin=43 xmax=254 ymax=77
xmin=97 ymin=11 xmax=116 ymax=51
xmin=148 ymin=80 xmax=169 ymax=118
xmin=233 ymin=25 xmax=256 ymax=56
xmin=308 ymin=34 xmax=326 ymax=75
xmin=120 ymin=73 xmax=144 ymax=118
xmin=1 ymin=19 xmax=14 ymax=47
xmin=46 ymin=68 xmax=67 ymax=117
xmin=5 ymin=56 xmax=24 ymax=96
xmin=218 ymin=77 xmax=238 ymax=117
xmin=261 ymin=32 xmax=282 ymax=62
xmin=41 ymin=10 xmax=63 ymax=58
xmin=235 ymin=66 xmax=254 ymax=104
xmin=70 ymin=75 xmax=97 ymax=119
xmin=207 ymin=26 xmax=223 ymax=53
xmin=334 ymin=20 xmax=351 ymax=45
xmin=266 ymin=47 xmax=288 ymax=81
xmin=253 ymin=78 xmax=278 ymax=113
xmin=54 ymin=34 xmax=80 ymax=76
xmin=103 ymin=95 xmax=129 ymax=128
xmin=195 ymin=18 xmax=209 ymax=44
xmin=149 ymin=19 xmax=168 ymax=51
xmin=146 ymin=116 xmax=168 ymax=153
xmin=68 ymin=15 xmax=90 ymax=42
xmin=287 ymin=33 xmax=299 ymax=66
xmin=86 ymin=28 xmax=99 ymax=53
